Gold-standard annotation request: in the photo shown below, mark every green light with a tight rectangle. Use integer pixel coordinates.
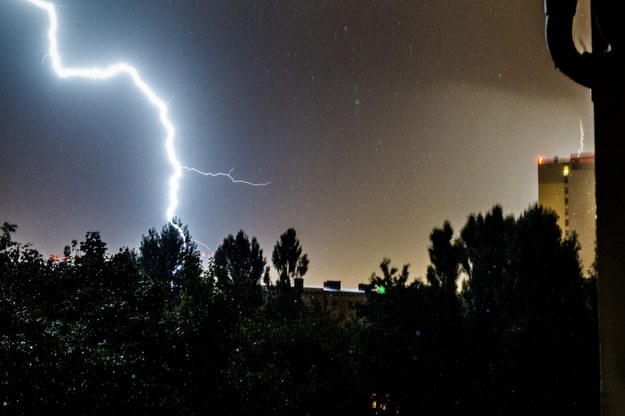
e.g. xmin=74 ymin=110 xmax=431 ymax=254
xmin=378 ymin=285 xmax=386 ymax=294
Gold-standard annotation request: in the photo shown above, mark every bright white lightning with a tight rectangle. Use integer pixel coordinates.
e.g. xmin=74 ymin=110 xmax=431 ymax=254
xmin=24 ymin=0 xmax=268 ymax=243
xmin=182 ymin=166 xmax=271 ymax=186
xmin=577 ymin=117 xmax=585 ymax=157
xmin=193 ymin=240 xmax=215 ymax=258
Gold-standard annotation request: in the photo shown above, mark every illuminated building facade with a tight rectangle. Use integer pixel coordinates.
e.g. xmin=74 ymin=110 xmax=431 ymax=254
xmin=537 ymin=153 xmax=596 ymax=276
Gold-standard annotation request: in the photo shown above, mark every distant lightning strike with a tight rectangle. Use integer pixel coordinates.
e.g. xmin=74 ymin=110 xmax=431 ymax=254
xmin=577 ymin=117 xmax=585 ymax=157
xmin=23 ymin=0 xmax=268 ymax=243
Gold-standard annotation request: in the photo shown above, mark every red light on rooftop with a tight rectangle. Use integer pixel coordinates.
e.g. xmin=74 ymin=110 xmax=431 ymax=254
xmin=538 ymin=156 xmax=544 ymax=164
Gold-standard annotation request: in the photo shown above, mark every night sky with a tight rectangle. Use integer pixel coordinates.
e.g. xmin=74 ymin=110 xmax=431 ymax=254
xmin=1 ymin=0 xmax=594 ymax=289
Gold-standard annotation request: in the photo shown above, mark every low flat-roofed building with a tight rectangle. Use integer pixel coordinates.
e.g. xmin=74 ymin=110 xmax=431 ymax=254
xmin=300 ymin=280 xmax=367 ymax=320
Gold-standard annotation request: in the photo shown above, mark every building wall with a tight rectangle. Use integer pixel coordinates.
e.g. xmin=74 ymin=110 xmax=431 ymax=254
xmin=538 ymin=153 xmax=596 ymax=275
xmin=301 ymin=287 xmax=367 ymax=320
xmin=538 ymin=159 xmax=567 ymax=235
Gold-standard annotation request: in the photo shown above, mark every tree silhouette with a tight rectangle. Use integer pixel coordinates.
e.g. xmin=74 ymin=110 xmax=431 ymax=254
xmin=358 ymin=258 xmax=415 ymax=414
xmin=0 ymin=221 xmax=17 ymax=252
xmin=426 ymin=220 xmax=461 ymax=298
xmin=271 ymin=228 xmax=309 ymax=288
xmin=0 ymin=208 xmax=599 ymax=414
xmin=134 ymin=218 xmax=202 ymax=411
xmin=213 ymin=230 xmax=268 ymax=316
xmin=424 ymin=221 xmax=466 ymax=414
xmin=138 ymin=217 xmax=198 ymax=309
xmin=456 ymin=204 xmax=599 ymax=415
xmin=269 ymin=228 xmax=309 ymax=316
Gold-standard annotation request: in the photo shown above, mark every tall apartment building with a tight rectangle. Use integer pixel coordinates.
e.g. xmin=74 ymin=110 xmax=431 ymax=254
xmin=537 ymin=153 xmax=596 ymax=276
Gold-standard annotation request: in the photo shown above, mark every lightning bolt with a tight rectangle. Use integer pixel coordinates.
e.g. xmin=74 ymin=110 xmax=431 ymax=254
xmin=193 ymin=240 xmax=215 ymax=259
xmin=182 ymin=167 xmax=271 ymax=186
xmin=577 ymin=117 xmax=585 ymax=157
xmin=23 ymin=0 xmax=269 ymax=243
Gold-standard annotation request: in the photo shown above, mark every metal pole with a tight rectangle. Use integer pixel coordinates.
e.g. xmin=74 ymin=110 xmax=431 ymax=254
xmin=592 ymin=21 xmax=625 ymax=416
xmin=545 ymin=1 xmax=625 ymax=414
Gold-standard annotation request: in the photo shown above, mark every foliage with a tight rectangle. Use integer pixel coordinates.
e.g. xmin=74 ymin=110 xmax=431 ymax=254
xmin=271 ymin=227 xmax=309 ymax=287
xmin=268 ymin=228 xmax=310 ymax=317
xmin=224 ymin=307 xmax=369 ymax=415
xmin=138 ymin=217 xmax=198 ymax=309
xmin=0 ymin=208 xmax=599 ymax=415
xmin=212 ymin=230 xmax=268 ymax=317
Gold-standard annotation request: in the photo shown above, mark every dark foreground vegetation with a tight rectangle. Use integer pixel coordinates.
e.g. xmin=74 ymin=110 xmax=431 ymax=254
xmin=1 ymin=204 xmax=599 ymax=415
